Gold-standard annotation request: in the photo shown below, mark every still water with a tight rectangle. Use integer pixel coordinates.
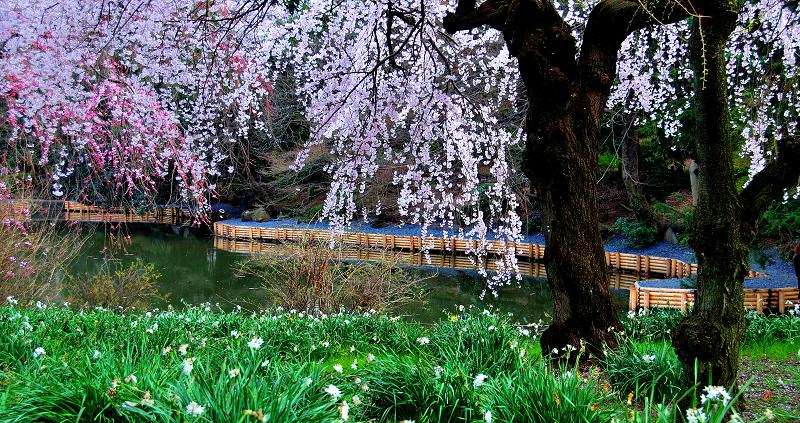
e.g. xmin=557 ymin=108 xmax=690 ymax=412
xmin=71 ymin=229 xmax=629 ymax=324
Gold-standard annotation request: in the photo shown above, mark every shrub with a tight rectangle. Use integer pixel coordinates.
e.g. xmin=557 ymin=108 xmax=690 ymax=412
xmin=236 ymin=238 xmax=422 ymax=314
xmin=1 ymin=171 xmax=86 ymax=305
xmin=612 ymin=217 xmax=658 ymax=248
xmin=758 ymin=199 xmax=800 ymax=247
xmin=63 ymin=259 xmax=161 ymax=310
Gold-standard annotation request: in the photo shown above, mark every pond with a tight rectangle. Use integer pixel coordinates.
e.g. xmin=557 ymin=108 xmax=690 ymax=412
xmin=70 ymin=229 xmax=631 ymax=324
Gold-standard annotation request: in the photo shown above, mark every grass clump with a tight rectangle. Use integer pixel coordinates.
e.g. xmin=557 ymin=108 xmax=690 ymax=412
xmin=482 ymin=365 xmax=620 ymax=423
xmin=622 ymin=308 xmax=800 ymax=348
xmin=63 ymin=259 xmax=162 ymax=310
xmin=603 ymin=339 xmax=684 ymax=402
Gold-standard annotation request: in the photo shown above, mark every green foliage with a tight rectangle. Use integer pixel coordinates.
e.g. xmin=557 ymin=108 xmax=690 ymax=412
xmin=621 ymin=309 xmax=687 ymax=342
xmin=758 ymin=199 xmax=800 ymax=247
xmin=603 ymin=339 xmax=684 ymax=402
xmin=621 ymin=308 xmax=800 ymax=345
xmin=612 ymin=217 xmax=658 ymax=248
xmin=626 ymin=377 xmax=755 ymax=423
xmin=0 ymin=305 xmax=540 ymax=423
xmin=295 ymin=204 xmax=323 ymax=223
xmin=1 ymin=304 xmax=796 ymax=422
xmin=483 ymin=365 xmax=620 ymax=423
xmin=598 ymin=151 xmax=621 ymax=173
xmin=362 ymin=355 xmax=478 ymax=422
xmin=430 ymin=311 xmax=524 ymax=375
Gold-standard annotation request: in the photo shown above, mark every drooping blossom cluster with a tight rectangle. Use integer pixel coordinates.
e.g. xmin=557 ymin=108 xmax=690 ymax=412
xmin=260 ymin=1 xmax=525 ymax=290
xmin=0 ymin=0 xmax=273 ymax=210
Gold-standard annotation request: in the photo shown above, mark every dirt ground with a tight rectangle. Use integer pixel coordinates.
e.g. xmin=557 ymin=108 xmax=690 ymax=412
xmin=739 ymin=356 xmax=800 ymax=421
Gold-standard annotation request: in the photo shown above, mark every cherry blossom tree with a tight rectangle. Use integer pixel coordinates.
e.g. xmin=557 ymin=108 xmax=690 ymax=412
xmin=250 ymin=0 xmax=694 ymax=354
xmin=0 ymin=0 xmax=274 ymax=211
xmin=3 ymin=0 xmax=799 ymax=381
xmin=264 ymin=0 xmax=800 ymax=363
xmin=563 ymin=0 xmax=800 ymax=385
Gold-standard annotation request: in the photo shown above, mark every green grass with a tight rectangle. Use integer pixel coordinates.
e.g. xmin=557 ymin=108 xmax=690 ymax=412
xmin=622 ymin=308 xmax=800 ymax=345
xmin=741 ymin=340 xmax=800 ymax=360
xmin=604 ymin=340 xmax=684 ymax=402
xmin=0 ymin=303 xmax=798 ymax=422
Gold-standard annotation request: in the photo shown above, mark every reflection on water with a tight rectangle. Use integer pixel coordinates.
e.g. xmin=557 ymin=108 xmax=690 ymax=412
xmin=214 ymin=237 xmax=646 ymax=290
xmin=71 ymin=230 xmax=630 ymax=324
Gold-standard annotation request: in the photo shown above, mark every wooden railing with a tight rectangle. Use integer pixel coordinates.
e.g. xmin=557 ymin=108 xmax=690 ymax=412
xmin=213 ymin=221 xmax=796 ymax=313
xmin=629 ymin=283 xmax=799 ymax=314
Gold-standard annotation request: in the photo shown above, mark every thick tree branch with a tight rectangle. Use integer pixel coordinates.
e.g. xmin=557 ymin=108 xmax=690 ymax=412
xmin=739 ymin=135 xmax=800 ymax=237
xmin=455 ymin=0 xmax=477 ymax=15
xmin=579 ymin=0 xmax=692 ymax=84
xmin=442 ymin=0 xmax=509 ymax=34
xmin=578 ymin=0 xmax=692 ymax=121
xmin=583 ymin=0 xmax=691 ymax=48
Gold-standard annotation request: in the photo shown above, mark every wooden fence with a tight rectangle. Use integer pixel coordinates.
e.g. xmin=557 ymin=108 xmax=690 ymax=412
xmin=629 ymin=283 xmax=800 ymax=314
xmin=213 ymin=221 xmax=767 ymax=280
xmin=213 ymin=237 xmax=648 ymax=289
xmin=8 ymin=200 xmax=194 ymax=225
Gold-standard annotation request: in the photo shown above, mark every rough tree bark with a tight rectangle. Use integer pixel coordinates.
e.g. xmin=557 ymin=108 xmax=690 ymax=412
xmin=618 ymin=115 xmax=653 ymax=223
xmin=673 ymin=2 xmax=800 ymax=388
xmin=443 ymin=0 xmax=688 ymax=356
xmin=672 ymin=7 xmax=746 ymax=389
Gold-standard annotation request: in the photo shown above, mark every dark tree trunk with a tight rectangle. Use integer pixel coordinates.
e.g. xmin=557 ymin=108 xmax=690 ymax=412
xmin=672 ymin=10 xmax=746 ymax=388
xmin=619 ymin=116 xmax=653 ymax=223
xmin=668 ymin=0 xmax=800 ymax=389
xmin=529 ymin=115 xmax=621 ymax=355
xmin=444 ymin=0 xmax=691 ymax=357
xmin=509 ymin=0 xmax=623 ymax=355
